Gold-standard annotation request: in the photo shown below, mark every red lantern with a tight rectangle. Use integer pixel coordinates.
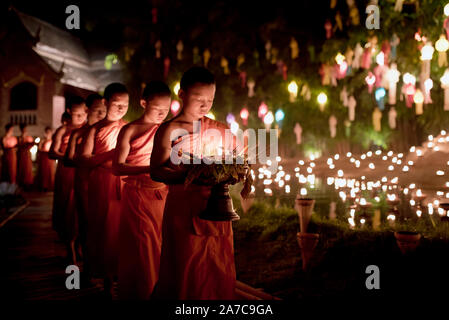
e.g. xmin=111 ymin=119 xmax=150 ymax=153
xmin=240 ymin=108 xmax=249 ymax=126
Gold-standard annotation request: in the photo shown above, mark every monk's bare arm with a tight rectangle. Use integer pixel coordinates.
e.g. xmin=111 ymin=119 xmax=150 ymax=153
xmin=78 ymin=126 xmax=115 ymax=168
xmin=63 ymin=130 xmax=80 ymax=167
xmin=112 ymin=126 xmax=150 ymax=176
xmin=150 ymin=123 xmax=186 ymax=184
xmin=48 ymin=127 xmax=65 ymax=160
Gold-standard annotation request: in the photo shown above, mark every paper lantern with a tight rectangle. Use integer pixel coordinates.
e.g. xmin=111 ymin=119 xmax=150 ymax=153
xmin=173 ymin=82 xmax=180 ymax=96
xmin=436 ymin=34 xmax=449 ymax=67
xmin=440 ymin=69 xmax=449 ymax=111
xmin=203 ymin=49 xmax=211 ymax=67
xmin=324 ymin=20 xmax=332 ymax=39
xmin=258 ymin=102 xmax=268 ymax=118
xmin=155 ymin=40 xmax=161 ymax=58
xmin=275 ymin=109 xmax=285 ymax=122
xmin=375 ymin=87 xmax=386 ymax=110
xmin=389 ymin=107 xmax=397 ymax=129
xmin=387 ymin=63 xmax=400 ymax=105
xmin=265 ymin=41 xmax=272 ymax=60
xmin=294 ymin=122 xmax=302 ymax=144
xmin=170 ymin=100 xmax=181 ymax=116
xmin=424 ymin=78 xmax=433 ymax=104
xmin=348 ymin=96 xmax=356 ymax=121
xmin=373 ymin=108 xmax=382 ymax=132
xmin=220 ymin=57 xmax=230 ymax=75
xmin=290 ymin=38 xmax=299 ymax=59
xmin=239 ymin=71 xmax=247 ymax=88
xmin=288 ymin=81 xmax=298 ymax=102
xmin=390 ymin=33 xmax=400 ymax=61
xmin=230 ymin=122 xmax=239 ymax=135
xmin=247 ymin=79 xmax=255 ymax=98
xmin=365 ymin=72 xmax=376 ymax=93
xmin=352 ymin=43 xmax=363 ymax=69
xmin=163 ymin=57 xmax=170 ymax=79
xmin=414 ymin=89 xmax=424 ymax=115
xmin=226 ymin=113 xmax=235 ymax=125
xmin=240 ymin=108 xmax=249 ymax=125
xmin=263 ymin=111 xmax=274 ymax=130
xmin=329 ymin=115 xmax=337 ymax=138
xmin=317 ymin=92 xmax=327 ymax=112
xmin=176 ymin=40 xmax=183 ymax=60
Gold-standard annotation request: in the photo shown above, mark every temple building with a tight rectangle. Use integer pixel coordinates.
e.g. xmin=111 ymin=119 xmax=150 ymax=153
xmin=0 ymin=7 xmax=123 ymax=136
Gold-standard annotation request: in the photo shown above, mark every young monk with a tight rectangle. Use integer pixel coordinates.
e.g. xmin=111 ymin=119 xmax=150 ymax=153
xmin=1 ymin=124 xmax=18 ymax=184
xmin=150 ymin=67 xmax=240 ymax=299
xmin=113 ymin=81 xmax=171 ymax=299
xmin=35 ymin=127 xmax=55 ymax=191
xmin=65 ymin=93 xmax=106 ymax=273
xmin=16 ymin=123 xmax=34 ymax=190
xmin=49 ymin=97 xmax=87 ymax=263
xmin=80 ymin=83 xmax=128 ymax=293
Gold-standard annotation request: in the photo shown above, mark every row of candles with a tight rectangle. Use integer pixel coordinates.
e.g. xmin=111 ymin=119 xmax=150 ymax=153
xmin=251 ymin=129 xmax=449 ymax=228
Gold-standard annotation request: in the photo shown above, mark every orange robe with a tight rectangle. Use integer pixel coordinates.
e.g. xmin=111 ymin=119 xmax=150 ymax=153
xmin=118 ymin=125 xmax=168 ymax=299
xmin=73 ymin=126 xmax=91 ymax=263
xmin=154 ymin=117 xmax=237 ymax=300
xmin=52 ymin=128 xmax=77 ymax=241
xmin=1 ymin=146 xmax=17 ymax=184
xmin=16 ymin=138 xmax=33 ymax=187
xmin=36 ymin=141 xmax=55 ymax=191
xmin=87 ymin=119 xmax=126 ymax=278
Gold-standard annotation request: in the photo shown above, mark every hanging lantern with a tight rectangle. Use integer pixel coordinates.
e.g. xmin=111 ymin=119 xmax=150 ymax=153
xmin=402 ymin=73 xmax=416 ymax=108
xmin=247 ymin=79 xmax=255 ymax=98
xmin=424 ymin=78 xmax=433 ymax=104
xmin=275 ymin=109 xmax=285 ymax=123
xmin=240 ymin=108 xmax=249 ymax=125
xmin=365 ymin=72 xmax=376 ymax=93
xmin=203 ymin=49 xmax=211 ymax=67
xmin=265 ymin=41 xmax=272 ymax=60
xmin=173 ymin=82 xmax=180 ymax=96
xmin=193 ymin=47 xmax=201 ymax=65
xmin=375 ymin=87 xmax=386 ymax=111
xmin=414 ymin=89 xmax=424 ymax=115
xmin=324 ymin=20 xmax=332 ymax=39
xmin=154 ymin=40 xmax=161 ymax=58
xmin=163 ymin=57 xmax=170 ymax=80
xmin=176 ymin=40 xmax=184 ymax=60
xmin=220 ymin=57 xmax=230 ymax=75
xmin=389 ymin=106 xmax=397 ymax=129
xmin=230 ymin=121 xmax=239 ymax=135
xmin=376 ymin=51 xmax=385 ymax=66
xmin=348 ymin=95 xmax=356 ymax=121
xmin=170 ymin=100 xmax=181 ymax=116
xmin=317 ymin=92 xmax=327 ymax=112
xmin=387 ymin=63 xmax=400 ymax=105
xmin=436 ymin=34 xmax=449 ymax=67
xmin=294 ymin=122 xmax=302 ymax=144
xmin=440 ymin=69 xmax=449 ymax=111
xmin=390 ymin=33 xmax=400 ymax=61
xmin=352 ymin=43 xmax=363 ymax=69
xmin=239 ymin=71 xmax=247 ymax=88
xmin=226 ymin=113 xmax=235 ymax=125
xmin=335 ymin=52 xmax=345 ymax=65
xmin=290 ymin=38 xmax=299 ymax=59
xmin=263 ymin=111 xmax=274 ymax=130
xmin=420 ymin=42 xmax=434 ymax=91
xmin=288 ymin=81 xmax=299 ymax=102
xmin=329 ymin=115 xmax=337 ymax=138
xmin=258 ymin=102 xmax=268 ymax=118
xmin=373 ymin=108 xmax=382 ymax=132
